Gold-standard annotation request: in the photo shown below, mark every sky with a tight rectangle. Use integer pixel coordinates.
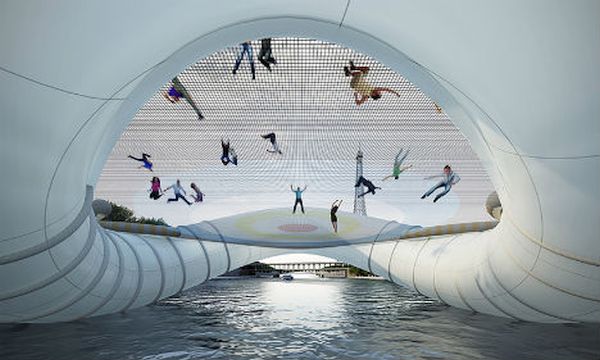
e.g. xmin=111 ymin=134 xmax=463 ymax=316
xmin=95 ymin=38 xmax=495 ymax=264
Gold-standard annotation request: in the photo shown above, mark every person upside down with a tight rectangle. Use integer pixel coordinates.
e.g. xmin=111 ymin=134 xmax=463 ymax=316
xmin=344 ymin=60 xmax=401 ymax=105
xmin=220 ymin=139 xmax=238 ymax=166
xmin=382 ymin=148 xmax=413 ymax=181
xmin=355 ymin=176 xmax=381 ymax=197
xmin=421 ymin=165 xmax=461 ymax=203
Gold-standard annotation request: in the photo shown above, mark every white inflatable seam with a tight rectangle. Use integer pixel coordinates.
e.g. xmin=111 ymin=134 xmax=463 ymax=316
xmin=167 ymin=237 xmax=187 ymax=294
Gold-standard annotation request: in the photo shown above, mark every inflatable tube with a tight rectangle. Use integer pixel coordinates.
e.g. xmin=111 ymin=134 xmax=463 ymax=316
xmin=0 ymin=1 xmax=598 ymax=323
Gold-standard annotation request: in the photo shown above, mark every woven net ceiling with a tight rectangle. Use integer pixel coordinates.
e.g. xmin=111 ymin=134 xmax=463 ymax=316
xmin=96 ymin=38 xmax=494 ymax=225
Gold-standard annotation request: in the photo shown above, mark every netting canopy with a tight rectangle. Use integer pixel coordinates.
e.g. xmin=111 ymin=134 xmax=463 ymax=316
xmin=96 ymin=38 xmax=494 ymax=226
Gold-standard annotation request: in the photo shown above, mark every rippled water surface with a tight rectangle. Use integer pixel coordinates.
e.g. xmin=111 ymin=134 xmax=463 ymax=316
xmin=1 ymin=278 xmax=599 ymax=359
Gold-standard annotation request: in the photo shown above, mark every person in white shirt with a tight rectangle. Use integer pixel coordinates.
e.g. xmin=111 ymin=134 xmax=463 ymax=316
xmin=165 ymin=179 xmax=191 ymax=205
xmin=421 ymin=165 xmax=461 ymax=203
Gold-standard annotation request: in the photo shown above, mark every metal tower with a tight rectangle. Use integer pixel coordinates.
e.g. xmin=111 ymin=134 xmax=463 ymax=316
xmin=353 ymin=149 xmax=367 ymax=216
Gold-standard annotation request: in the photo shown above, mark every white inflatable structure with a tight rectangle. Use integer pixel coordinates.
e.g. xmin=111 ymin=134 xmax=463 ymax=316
xmin=0 ymin=1 xmax=598 ymax=323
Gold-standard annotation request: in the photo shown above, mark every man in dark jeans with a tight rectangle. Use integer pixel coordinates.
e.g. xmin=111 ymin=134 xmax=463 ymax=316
xmin=232 ymin=41 xmax=256 ymax=80
xmin=258 ymin=38 xmax=277 ymax=71
xmin=290 ymin=185 xmax=307 ymax=214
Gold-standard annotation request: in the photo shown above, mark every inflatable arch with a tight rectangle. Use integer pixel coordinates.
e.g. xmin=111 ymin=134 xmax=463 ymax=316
xmin=0 ymin=1 xmax=598 ymax=323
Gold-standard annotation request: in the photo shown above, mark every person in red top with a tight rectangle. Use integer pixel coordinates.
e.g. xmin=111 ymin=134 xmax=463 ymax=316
xmin=149 ymin=177 xmax=163 ymax=200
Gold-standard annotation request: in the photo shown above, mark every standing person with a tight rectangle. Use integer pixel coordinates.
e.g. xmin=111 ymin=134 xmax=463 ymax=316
xmin=421 ymin=165 xmax=461 ymax=203
xmin=330 ymin=199 xmax=343 ymax=233
xmin=258 ymin=38 xmax=277 ymax=71
xmin=190 ymin=183 xmax=204 ymax=203
xmin=290 ymin=184 xmax=307 ymax=214
xmin=164 ymin=179 xmax=191 ymax=205
xmin=355 ymin=176 xmax=381 ymax=197
xmin=344 ymin=60 xmax=401 ymax=105
xmin=382 ymin=148 xmax=413 ymax=181
xmin=149 ymin=177 xmax=163 ymax=200
xmin=128 ymin=153 xmax=153 ymax=171
xmin=163 ymin=76 xmax=204 ymax=120
xmin=261 ymin=132 xmax=283 ymax=154
xmin=221 ymin=139 xmax=233 ymax=165
xmin=232 ymin=41 xmax=256 ymax=80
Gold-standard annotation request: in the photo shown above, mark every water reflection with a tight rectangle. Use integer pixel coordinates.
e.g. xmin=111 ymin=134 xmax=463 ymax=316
xmin=1 ymin=278 xmax=599 ymax=360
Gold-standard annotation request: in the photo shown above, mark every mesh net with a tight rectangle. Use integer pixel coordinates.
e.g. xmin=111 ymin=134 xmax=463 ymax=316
xmin=96 ymin=38 xmax=493 ymax=224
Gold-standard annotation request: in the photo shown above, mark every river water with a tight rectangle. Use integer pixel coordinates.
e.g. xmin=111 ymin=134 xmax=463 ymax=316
xmin=1 ymin=278 xmax=599 ymax=360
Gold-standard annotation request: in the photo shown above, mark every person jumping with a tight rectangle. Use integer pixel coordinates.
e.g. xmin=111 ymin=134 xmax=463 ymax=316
xmin=382 ymin=148 xmax=413 ymax=181
xmin=344 ymin=60 xmax=401 ymax=106
xmin=421 ymin=165 xmax=461 ymax=203
xmin=165 ymin=179 xmax=191 ymax=205
xmin=190 ymin=183 xmax=205 ymax=203
xmin=128 ymin=153 xmax=153 ymax=172
xmin=355 ymin=176 xmax=381 ymax=197
xmin=149 ymin=177 xmax=163 ymax=200
xmin=261 ymin=132 xmax=282 ymax=154
xmin=232 ymin=41 xmax=256 ymax=80
xmin=163 ymin=76 xmax=204 ymax=120
xmin=258 ymin=38 xmax=277 ymax=71
xmin=290 ymin=184 xmax=307 ymax=214
xmin=330 ymin=199 xmax=342 ymax=233
xmin=220 ymin=139 xmax=237 ymax=166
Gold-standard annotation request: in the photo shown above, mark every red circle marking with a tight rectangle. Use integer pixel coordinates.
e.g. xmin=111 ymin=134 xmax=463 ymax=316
xmin=277 ymin=224 xmax=318 ymax=233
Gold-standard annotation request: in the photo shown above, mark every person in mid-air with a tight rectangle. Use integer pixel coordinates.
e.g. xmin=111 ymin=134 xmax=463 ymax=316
xmin=290 ymin=184 xmax=307 ymax=214
xmin=382 ymin=148 xmax=413 ymax=181
xmin=261 ymin=132 xmax=282 ymax=154
xmin=163 ymin=76 xmax=204 ymax=120
xmin=220 ymin=139 xmax=238 ymax=165
xmin=128 ymin=153 xmax=153 ymax=171
xmin=355 ymin=176 xmax=381 ymax=197
xmin=232 ymin=41 xmax=256 ymax=80
xmin=344 ymin=60 xmax=401 ymax=105
xmin=421 ymin=165 xmax=461 ymax=203
xmin=258 ymin=38 xmax=277 ymax=71
xmin=330 ymin=199 xmax=342 ymax=233
xmin=190 ymin=182 xmax=204 ymax=203
xmin=164 ymin=179 xmax=191 ymax=205
xmin=149 ymin=177 xmax=163 ymax=200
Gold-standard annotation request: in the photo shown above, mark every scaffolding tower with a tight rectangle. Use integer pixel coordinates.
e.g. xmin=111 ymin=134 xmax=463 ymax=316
xmin=353 ymin=149 xmax=367 ymax=216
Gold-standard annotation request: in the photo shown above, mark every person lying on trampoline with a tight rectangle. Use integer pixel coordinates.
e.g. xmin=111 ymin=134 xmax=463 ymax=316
xmin=190 ymin=182 xmax=205 ymax=203
xmin=330 ymin=199 xmax=342 ymax=233
xmin=421 ymin=165 xmax=461 ymax=203
xmin=344 ymin=60 xmax=401 ymax=106
xmin=164 ymin=179 xmax=191 ymax=205
xmin=291 ymin=184 xmax=307 ymax=214
xmin=382 ymin=148 xmax=413 ymax=181
xmin=128 ymin=153 xmax=153 ymax=171
xmin=232 ymin=41 xmax=256 ymax=80
xmin=149 ymin=177 xmax=163 ymax=200
xmin=258 ymin=38 xmax=277 ymax=71
xmin=220 ymin=139 xmax=238 ymax=165
xmin=355 ymin=176 xmax=381 ymax=197
xmin=261 ymin=132 xmax=283 ymax=154
xmin=163 ymin=76 xmax=204 ymax=120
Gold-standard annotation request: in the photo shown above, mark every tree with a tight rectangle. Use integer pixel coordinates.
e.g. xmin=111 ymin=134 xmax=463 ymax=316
xmin=105 ymin=202 xmax=169 ymax=226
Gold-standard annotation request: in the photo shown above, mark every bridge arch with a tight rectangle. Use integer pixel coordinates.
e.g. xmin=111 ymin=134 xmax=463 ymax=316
xmin=0 ymin=1 xmax=598 ymax=323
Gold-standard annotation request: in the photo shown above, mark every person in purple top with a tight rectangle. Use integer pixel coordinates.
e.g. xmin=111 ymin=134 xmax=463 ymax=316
xmin=163 ymin=76 xmax=204 ymax=120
